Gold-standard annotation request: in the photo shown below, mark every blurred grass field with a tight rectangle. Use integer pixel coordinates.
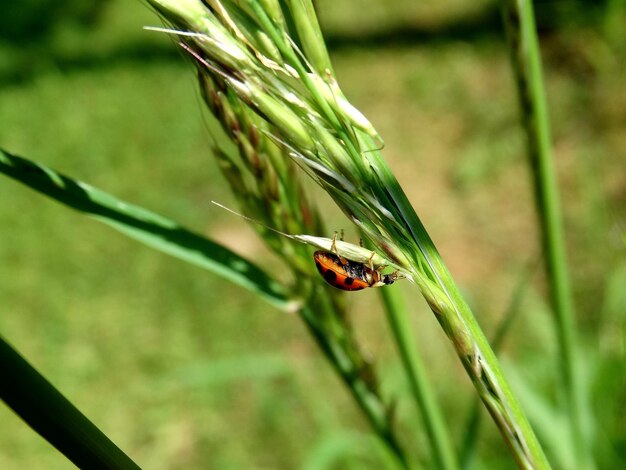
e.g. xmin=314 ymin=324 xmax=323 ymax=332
xmin=1 ymin=1 xmax=624 ymax=468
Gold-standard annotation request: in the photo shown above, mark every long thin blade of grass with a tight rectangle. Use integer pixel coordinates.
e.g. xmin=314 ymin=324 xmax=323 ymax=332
xmin=459 ymin=260 xmax=538 ymax=469
xmin=0 ymin=336 xmax=140 ymax=469
xmin=0 ymin=149 xmax=291 ymax=311
xmin=379 ymin=286 xmax=458 ymax=470
xmin=502 ymin=1 xmax=590 ymax=467
xmin=363 ymin=135 xmax=550 ymax=469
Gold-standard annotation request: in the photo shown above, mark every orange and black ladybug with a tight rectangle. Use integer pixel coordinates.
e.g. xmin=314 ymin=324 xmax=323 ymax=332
xmin=210 ymin=202 xmax=402 ymax=290
xmin=313 ymin=237 xmax=401 ymax=291
xmin=314 ymin=251 xmax=400 ymax=291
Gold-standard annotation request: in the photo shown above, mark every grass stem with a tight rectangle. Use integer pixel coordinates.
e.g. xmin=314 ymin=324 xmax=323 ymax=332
xmin=502 ymin=1 xmax=591 ymax=468
xmin=366 ymin=144 xmax=550 ymax=469
xmin=379 ymin=287 xmax=458 ymax=470
xmin=0 ymin=337 xmax=140 ymax=469
xmin=301 ymin=301 xmax=413 ymax=469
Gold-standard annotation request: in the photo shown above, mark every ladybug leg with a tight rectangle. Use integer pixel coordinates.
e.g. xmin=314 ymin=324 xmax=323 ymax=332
xmin=367 ymin=251 xmax=382 ymax=286
xmin=331 ymin=232 xmax=349 ymax=266
xmin=369 ymin=252 xmax=389 ymax=275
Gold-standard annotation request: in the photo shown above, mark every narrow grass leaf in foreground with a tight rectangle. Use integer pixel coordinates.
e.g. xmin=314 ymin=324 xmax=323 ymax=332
xmin=0 ymin=337 xmax=140 ymax=469
xmin=0 ymin=149 xmax=291 ymax=311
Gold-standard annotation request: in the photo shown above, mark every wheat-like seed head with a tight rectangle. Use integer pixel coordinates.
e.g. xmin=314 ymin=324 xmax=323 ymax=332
xmin=146 ymin=0 xmax=462 ymax=330
xmin=145 ymin=1 xmax=550 ymax=468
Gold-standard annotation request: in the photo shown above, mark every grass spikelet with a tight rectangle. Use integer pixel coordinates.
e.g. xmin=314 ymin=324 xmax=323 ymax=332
xmin=146 ymin=0 xmax=550 ymax=467
xmin=150 ymin=4 xmax=412 ymax=465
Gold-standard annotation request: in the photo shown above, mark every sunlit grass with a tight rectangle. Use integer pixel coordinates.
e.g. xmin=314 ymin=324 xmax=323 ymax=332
xmin=1 ymin=0 xmax=624 ymax=467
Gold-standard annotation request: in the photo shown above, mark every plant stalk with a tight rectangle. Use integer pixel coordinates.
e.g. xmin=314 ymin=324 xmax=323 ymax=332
xmin=300 ymin=300 xmax=414 ymax=470
xmin=379 ymin=287 xmax=458 ymax=470
xmin=0 ymin=337 xmax=140 ymax=469
xmin=502 ymin=0 xmax=590 ymax=468
xmin=365 ymin=142 xmax=550 ymax=469
xmin=459 ymin=260 xmax=537 ymax=469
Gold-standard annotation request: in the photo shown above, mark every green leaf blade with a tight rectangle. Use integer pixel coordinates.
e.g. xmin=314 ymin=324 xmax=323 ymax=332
xmin=0 ymin=149 xmax=292 ymax=311
xmin=0 ymin=337 xmax=141 ymax=469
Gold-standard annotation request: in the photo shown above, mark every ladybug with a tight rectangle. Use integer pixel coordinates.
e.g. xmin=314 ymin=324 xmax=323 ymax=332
xmin=313 ymin=236 xmax=401 ymax=291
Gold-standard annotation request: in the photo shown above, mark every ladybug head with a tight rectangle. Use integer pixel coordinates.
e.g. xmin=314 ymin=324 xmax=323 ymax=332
xmin=383 ymin=271 xmax=404 ymax=286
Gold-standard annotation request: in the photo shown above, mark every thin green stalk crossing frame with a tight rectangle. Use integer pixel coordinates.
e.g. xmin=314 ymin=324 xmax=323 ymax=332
xmin=502 ymin=0 xmax=590 ymax=467
xmin=366 ymin=146 xmax=550 ymax=470
xmin=300 ymin=298 xmax=414 ymax=470
xmin=0 ymin=337 xmax=140 ymax=469
xmin=379 ymin=287 xmax=458 ymax=470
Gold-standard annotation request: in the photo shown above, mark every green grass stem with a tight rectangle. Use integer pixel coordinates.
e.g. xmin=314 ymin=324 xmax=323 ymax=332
xmin=459 ymin=260 xmax=537 ymax=469
xmin=379 ymin=287 xmax=458 ymax=470
xmin=502 ymin=1 xmax=591 ymax=468
xmin=301 ymin=299 xmax=413 ymax=470
xmin=365 ymin=140 xmax=550 ymax=470
xmin=0 ymin=337 xmax=140 ymax=469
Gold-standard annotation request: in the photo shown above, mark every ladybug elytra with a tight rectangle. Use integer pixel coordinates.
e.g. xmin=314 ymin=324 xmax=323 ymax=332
xmin=313 ymin=235 xmax=401 ymax=291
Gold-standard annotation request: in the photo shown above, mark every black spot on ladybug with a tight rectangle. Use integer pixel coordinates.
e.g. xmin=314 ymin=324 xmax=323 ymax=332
xmin=343 ymin=277 xmax=354 ymax=286
xmin=324 ymin=269 xmax=337 ymax=283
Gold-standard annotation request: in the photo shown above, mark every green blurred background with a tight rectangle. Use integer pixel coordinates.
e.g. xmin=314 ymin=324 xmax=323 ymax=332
xmin=0 ymin=0 xmax=624 ymax=468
